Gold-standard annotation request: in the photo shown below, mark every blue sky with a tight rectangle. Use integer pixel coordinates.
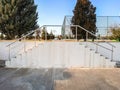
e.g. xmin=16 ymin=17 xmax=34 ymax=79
xmin=34 ymin=0 xmax=120 ymax=26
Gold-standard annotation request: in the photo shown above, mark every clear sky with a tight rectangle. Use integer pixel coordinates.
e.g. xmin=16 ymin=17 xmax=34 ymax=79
xmin=34 ymin=0 xmax=120 ymax=26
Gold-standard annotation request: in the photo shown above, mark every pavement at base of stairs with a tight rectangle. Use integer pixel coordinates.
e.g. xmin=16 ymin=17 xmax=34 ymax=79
xmin=0 ymin=68 xmax=120 ymax=90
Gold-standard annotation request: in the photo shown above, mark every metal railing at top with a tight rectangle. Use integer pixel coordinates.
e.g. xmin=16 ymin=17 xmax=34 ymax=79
xmin=6 ymin=25 xmax=116 ymax=61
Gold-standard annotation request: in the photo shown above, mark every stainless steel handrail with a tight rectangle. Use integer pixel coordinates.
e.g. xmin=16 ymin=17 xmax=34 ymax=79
xmin=6 ymin=24 xmax=116 ymax=61
xmin=76 ymin=25 xmax=115 ymax=61
xmin=6 ymin=29 xmax=40 ymax=47
xmin=77 ymin=25 xmax=116 ymax=49
xmin=6 ymin=26 xmax=44 ymax=60
xmin=76 ymin=25 xmax=97 ymax=37
xmin=87 ymin=41 xmax=114 ymax=61
xmin=92 ymin=42 xmax=113 ymax=52
xmin=105 ymin=41 xmax=116 ymax=48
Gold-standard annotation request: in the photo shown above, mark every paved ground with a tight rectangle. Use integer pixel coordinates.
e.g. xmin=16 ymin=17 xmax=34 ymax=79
xmin=0 ymin=68 xmax=120 ymax=90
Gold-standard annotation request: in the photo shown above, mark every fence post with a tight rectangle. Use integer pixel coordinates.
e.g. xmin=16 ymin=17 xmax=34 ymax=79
xmin=107 ymin=16 xmax=109 ymax=39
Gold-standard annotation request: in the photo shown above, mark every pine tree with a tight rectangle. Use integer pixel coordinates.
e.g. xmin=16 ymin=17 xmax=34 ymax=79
xmin=0 ymin=0 xmax=38 ymax=39
xmin=71 ymin=0 xmax=96 ymax=41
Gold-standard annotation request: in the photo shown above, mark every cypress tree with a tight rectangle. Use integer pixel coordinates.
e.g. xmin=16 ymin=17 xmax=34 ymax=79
xmin=0 ymin=0 xmax=38 ymax=39
xmin=72 ymin=0 xmax=96 ymax=41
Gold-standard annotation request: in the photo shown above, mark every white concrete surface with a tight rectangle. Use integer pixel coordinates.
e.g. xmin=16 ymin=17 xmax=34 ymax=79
xmin=3 ymin=42 xmax=116 ymax=68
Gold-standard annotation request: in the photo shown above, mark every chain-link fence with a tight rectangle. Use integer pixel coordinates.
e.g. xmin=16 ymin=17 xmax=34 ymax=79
xmin=97 ymin=16 xmax=120 ymax=37
xmin=62 ymin=16 xmax=120 ymax=38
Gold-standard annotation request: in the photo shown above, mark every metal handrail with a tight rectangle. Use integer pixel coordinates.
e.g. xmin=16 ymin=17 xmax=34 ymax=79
xmin=6 ymin=24 xmax=116 ymax=61
xmin=76 ymin=25 xmax=115 ymax=61
xmin=105 ymin=41 xmax=116 ymax=48
xmin=6 ymin=25 xmax=65 ymax=47
xmin=77 ymin=25 xmax=115 ymax=49
xmin=6 ymin=26 xmax=44 ymax=60
xmin=76 ymin=25 xmax=97 ymax=38
xmin=76 ymin=25 xmax=116 ymax=47
xmin=4 ymin=24 xmax=105 ymax=44
xmin=6 ymin=28 xmax=40 ymax=47
xmin=92 ymin=42 xmax=113 ymax=52
xmin=86 ymin=41 xmax=114 ymax=60
xmin=76 ymin=24 xmax=115 ymax=49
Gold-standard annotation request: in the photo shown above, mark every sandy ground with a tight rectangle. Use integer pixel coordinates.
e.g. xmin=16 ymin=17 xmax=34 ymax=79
xmin=0 ymin=68 xmax=120 ymax=90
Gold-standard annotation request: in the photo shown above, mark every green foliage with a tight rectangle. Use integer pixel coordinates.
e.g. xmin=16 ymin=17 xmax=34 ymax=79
xmin=0 ymin=0 xmax=38 ymax=39
xmin=71 ymin=0 xmax=96 ymax=41
xmin=110 ymin=28 xmax=120 ymax=41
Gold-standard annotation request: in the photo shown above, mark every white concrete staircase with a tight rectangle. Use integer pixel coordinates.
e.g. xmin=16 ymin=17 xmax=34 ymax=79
xmin=5 ymin=42 xmax=116 ymax=68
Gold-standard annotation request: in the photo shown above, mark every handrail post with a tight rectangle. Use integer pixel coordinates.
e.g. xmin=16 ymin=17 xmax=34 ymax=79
xmin=9 ymin=45 xmax=11 ymax=61
xmin=96 ymin=44 xmax=98 ymax=53
xmin=24 ymin=36 xmax=26 ymax=52
xmin=86 ymin=32 xmax=88 ymax=42
xmin=45 ymin=26 xmax=47 ymax=42
xmin=35 ymin=31 xmax=37 ymax=47
xmin=105 ymin=42 xmax=115 ymax=61
xmin=76 ymin=26 xmax=77 ymax=41
xmin=45 ymin=26 xmax=47 ymax=41
xmin=85 ymin=32 xmax=88 ymax=47
xmin=111 ymin=46 xmax=113 ymax=61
